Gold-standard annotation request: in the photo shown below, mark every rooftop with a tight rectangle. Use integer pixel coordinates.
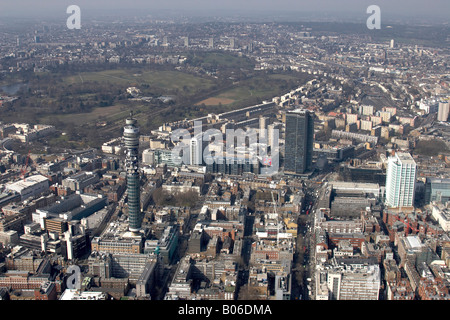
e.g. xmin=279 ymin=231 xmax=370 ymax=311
xmin=405 ymin=235 xmax=423 ymax=250
xmin=60 ymin=289 xmax=108 ymax=300
xmin=6 ymin=174 xmax=49 ymax=191
xmin=394 ymin=152 xmax=416 ymax=165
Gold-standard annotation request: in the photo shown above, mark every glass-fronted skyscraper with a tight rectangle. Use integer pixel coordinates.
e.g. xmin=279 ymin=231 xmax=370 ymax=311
xmin=425 ymin=177 xmax=450 ymax=204
xmin=124 ymin=115 xmax=141 ymax=233
xmin=284 ymin=109 xmax=314 ymax=175
xmin=385 ymin=152 xmax=417 ymax=208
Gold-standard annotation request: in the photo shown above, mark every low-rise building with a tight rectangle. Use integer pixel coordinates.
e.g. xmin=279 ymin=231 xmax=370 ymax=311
xmin=5 ymin=175 xmax=49 ymax=201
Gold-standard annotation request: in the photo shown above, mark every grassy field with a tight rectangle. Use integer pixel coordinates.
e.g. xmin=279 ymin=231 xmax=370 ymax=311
xmin=41 ymin=104 xmax=126 ymax=126
xmin=64 ymin=69 xmax=215 ymax=92
xmin=41 ymin=102 xmax=159 ymax=131
xmin=194 ymin=73 xmax=304 ymax=108
xmin=44 ymin=67 xmax=220 ymax=139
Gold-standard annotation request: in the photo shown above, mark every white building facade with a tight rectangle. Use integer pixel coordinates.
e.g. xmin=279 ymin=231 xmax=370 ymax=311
xmin=385 ymin=152 xmax=417 ymax=208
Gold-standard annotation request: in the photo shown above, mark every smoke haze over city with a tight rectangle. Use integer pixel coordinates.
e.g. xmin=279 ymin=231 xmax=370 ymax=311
xmin=1 ymin=0 xmax=448 ymax=24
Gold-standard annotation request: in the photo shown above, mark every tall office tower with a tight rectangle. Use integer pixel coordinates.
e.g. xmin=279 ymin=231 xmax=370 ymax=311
xmin=385 ymin=152 xmax=417 ymax=209
xmin=259 ymin=116 xmax=267 ymax=140
xmin=284 ymin=109 xmax=314 ymax=175
xmin=184 ymin=36 xmax=189 ymax=47
xmin=208 ymin=37 xmax=214 ymax=48
xmin=438 ymin=101 xmax=450 ymax=122
xmin=124 ymin=115 xmax=141 ymax=234
xmin=229 ymin=37 xmax=235 ymax=49
xmin=268 ymin=122 xmax=282 ymax=147
xmin=189 ymin=134 xmax=203 ymax=166
xmin=390 ymin=39 xmax=395 ymax=48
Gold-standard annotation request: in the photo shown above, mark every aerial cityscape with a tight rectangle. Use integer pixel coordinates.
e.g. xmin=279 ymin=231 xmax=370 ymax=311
xmin=0 ymin=1 xmax=449 ymax=304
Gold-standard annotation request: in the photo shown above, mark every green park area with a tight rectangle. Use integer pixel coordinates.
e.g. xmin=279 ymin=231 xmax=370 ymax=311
xmin=0 ymin=52 xmax=312 ymax=150
xmin=195 ymin=73 xmax=308 ymax=109
xmin=64 ymin=69 xmax=216 ymax=94
xmin=414 ymin=139 xmax=450 ymax=157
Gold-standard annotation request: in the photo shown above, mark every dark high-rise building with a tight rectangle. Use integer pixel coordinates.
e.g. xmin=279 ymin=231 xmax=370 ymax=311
xmin=284 ymin=109 xmax=314 ymax=175
xmin=124 ymin=115 xmax=141 ymax=234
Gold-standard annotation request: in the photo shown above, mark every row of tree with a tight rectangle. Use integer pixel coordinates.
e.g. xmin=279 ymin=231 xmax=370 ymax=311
xmin=152 ymin=188 xmax=199 ymax=208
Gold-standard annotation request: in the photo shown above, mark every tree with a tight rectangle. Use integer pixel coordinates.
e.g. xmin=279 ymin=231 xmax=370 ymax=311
xmin=174 ymin=190 xmax=199 ymax=207
xmin=238 ymin=284 xmax=264 ymax=300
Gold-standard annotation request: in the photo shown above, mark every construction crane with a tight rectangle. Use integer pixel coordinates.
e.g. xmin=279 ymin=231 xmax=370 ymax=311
xmin=392 ymin=213 xmax=420 ymax=234
xmin=399 ymin=216 xmax=420 ymax=234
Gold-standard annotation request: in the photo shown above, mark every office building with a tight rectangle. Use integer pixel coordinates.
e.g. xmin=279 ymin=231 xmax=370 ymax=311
xmin=268 ymin=122 xmax=282 ymax=147
xmin=148 ymin=148 xmax=182 ymax=167
xmin=425 ymin=177 xmax=450 ymax=204
xmin=91 ymin=222 xmax=143 ymax=255
xmin=144 ymin=225 xmax=179 ymax=264
xmin=390 ymin=39 xmax=395 ymax=48
xmin=431 ymin=205 xmax=450 ymax=232
xmin=62 ymin=171 xmax=99 ymax=191
xmin=327 ymin=257 xmax=380 ymax=300
xmin=284 ymin=109 xmax=314 ymax=175
xmin=5 ymin=175 xmax=50 ymax=201
xmin=142 ymin=149 xmax=155 ymax=166
xmin=190 ymin=134 xmax=203 ymax=166
xmin=165 ymin=255 xmax=192 ymax=299
xmin=385 ymin=152 xmax=417 ymax=208
xmin=438 ymin=101 xmax=449 ymax=122
xmin=37 ymin=193 xmax=107 ymax=230
xmin=206 ymin=153 xmax=259 ymax=175
xmin=418 ymin=98 xmax=439 ymax=114
xmin=259 ymin=116 xmax=267 ymax=140
xmin=0 ymin=270 xmax=51 ymax=291
xmin=34 ymin=281 xmax=57 ymax=300
xmin=229 ymin=37 xmax=235 ymax=49
xmin=136 ymin=257 xmax=163 ymax=298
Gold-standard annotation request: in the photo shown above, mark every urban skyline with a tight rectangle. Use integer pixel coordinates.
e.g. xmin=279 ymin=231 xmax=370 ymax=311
xmin=0 ymin=2 xmax=449 ymax=308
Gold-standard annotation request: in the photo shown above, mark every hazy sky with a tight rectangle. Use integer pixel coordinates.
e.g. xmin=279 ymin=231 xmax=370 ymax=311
xmin=1 ymin=0 xmax=448 ymax=22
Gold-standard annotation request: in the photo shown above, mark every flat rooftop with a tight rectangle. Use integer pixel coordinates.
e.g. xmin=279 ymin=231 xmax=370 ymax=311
xmin=405 ymin=235 xmax=423 ymax=250
xmin=395 ymin=152 xmax=416 ymax=164
xmin=6 ymin=174 xmax=48 ymax=191
xmin=331 ymin=181 xmax=380 ymax=190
